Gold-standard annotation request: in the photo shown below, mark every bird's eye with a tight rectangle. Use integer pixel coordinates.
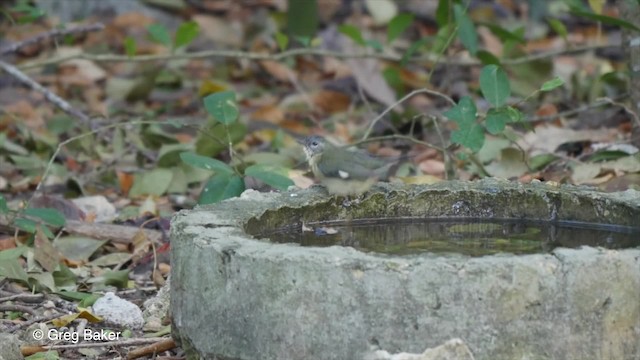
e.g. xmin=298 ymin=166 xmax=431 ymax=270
xmin=311 ymin=141 xmax=318 ymax=146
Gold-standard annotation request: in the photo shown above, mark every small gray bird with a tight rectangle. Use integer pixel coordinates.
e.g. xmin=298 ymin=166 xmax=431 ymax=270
xmin=298 ymin=135 xmax=395 ymax=195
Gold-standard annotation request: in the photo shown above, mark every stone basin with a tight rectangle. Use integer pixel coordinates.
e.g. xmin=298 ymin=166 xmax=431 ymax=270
xmin=170 ymin=179 xmax=640 ymax=360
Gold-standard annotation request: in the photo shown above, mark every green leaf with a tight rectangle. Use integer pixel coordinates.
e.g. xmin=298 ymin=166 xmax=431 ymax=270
xmin=387 ymin=13 xmax=414 ymax=43
xmin=485 ymin=108 xmax=510 ymax=135
xmin=195 ymin=122 xmax=247 ymax=157
xmin=0 ymin=258 xmax=28 ymax=282
xmin=365 ymin=39 xmax=383 ymax=51
xmin=0 ymin=194 xmax=7 ymax=213
xmin=338 ymin=24 xmax=366 ymax=45
xmin=382 ymin=67 xmax=403 ymax=94
xmin=529 ymin=154 xmax=558 ymax=171
xmin=446 ymin=96 xmax=483 ymax=152
xmin=292 ymin=35 xmax=312 ymax=47
xmin=101 ymin=270 xmax=130 ymax=289
xmin=443 ymin=96 xmax=477 ymax=125
xmin=432 ymin=23 xmax=454 ymax=54
xmin=435 ymin=0 xmax=451 ymax=28
xmin=454 ymin=4 xmax=478 ymax=55
xmin=570 ymin=8 xmax=640 ymax=32
xmin=548 ymin=19 xmax=568 ymax=41
xmin=203 ymin=91 xmax=239 ymax=125
xmin=129 ymin=168 xmax=174 ymax=197
xmin=476 ymin=50 xmax=501 ymax=65
xmin=479 ymin=65 xmax=510 ymax=107
xmin=540 ymin=77 xmax=565 ymax=92
xmin=174 ymin=21 xmax=200 ymax=49
xmin=198 ymin=174 xmax=245 ymax=205
xmin=123 ymin=36 xmax=136 ymax=57
xmin=506 ymin=106 xmax=524 ymax=123
xmin=0 ymin=247 xmax=28 ymax=261
xmin=180 ymin=152 xmax=234 ymax=174
xmin=52 ymin=264 xmax=77 ymax=289
xmin=275 ymin=31 xmax=289 ymax=51
xmin=147 ymin=23 xmax=172 ymax=47
xmin=401 ymin=37 xmax=429 ymax=66
xmin=588 ymin=0 xmax=605 ymax=14
xmin=245 ymin=165 xmax=294 ymax=190
xmin=15 ymin=218 xmax=37 ymax=233
xmin=53 ymin=236 xmax=107 ymax=262
xmin=24 ymin=208 xmax=66 ymax=227
xmin=481 ymin=23 xmax=525 ymax=44
xmin=451 ymin=123 xmax=485 ymax=152
xmin=158 ymin=143 xmax=194 ymax=167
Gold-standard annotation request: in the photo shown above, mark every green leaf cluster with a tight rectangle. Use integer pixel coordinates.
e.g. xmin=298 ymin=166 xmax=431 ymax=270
xmin=445 ymin=65 xmax=564 ymax=152
xmin=179 ymin=91 xmax=294 ymax=204
xmin=123 ymin=20 xmax=200 ymax=55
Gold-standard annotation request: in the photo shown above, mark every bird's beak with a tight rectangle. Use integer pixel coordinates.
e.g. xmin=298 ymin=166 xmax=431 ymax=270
xmin=296 ymin=138 xmax=305 ymax=145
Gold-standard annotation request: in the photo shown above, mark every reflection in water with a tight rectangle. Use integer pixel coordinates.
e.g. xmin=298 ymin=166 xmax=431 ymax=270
xmin=257 ymin=219 xmax=640 ymax=257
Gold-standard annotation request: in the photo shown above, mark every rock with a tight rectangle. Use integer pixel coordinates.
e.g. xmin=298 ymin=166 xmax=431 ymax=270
xmin=365 ymin=338 xmax=474 ymax=360
xmin=93 ymin=292 xmax=143 ymax=330
xmin=0 ymin=334 xmax=23 ymax=360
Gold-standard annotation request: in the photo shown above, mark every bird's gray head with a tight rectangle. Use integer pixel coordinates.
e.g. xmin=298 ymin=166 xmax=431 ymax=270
xmin=298 ymin=135 xmax=328 ymax=159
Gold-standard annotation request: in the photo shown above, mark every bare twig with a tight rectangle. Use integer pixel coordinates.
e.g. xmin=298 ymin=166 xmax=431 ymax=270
xmin=0 ymin=292 xmax=45 ymax=304
xmin=126 ymin=338 xmax=177 ymax=360
xmin=0 ymin=304 xmax=38 ymax=315
xmin=362 ymin=88 xmax=456 ymax=140
xmin=523 ymin=94 xmax=629 ymax=122
xmin=6 ymin=312 xmax=62 ymax=333
xmin=21 ymin=337 xmax=169 ymax=355
xmin=29 ymin=120 xmax=161 ymax=204
xmin=0 ymin=59 xmax=92 ymax=127
xmin=0 ymin=23 xmax=105 ymax=56
xmin=596 ymin=96 xmax=640 ymax=128
xmin=18 ymin=43 xmax=615 ymax=70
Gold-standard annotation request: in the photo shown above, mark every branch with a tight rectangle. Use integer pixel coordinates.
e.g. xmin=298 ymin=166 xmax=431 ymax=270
xmin=0 ymin=23 xmax=105 ymax=56
xmin=361 ymin=88 xmax=456 ymax=140
xmin=523 ymin=94 xmax=629 ymax=122
xmin=18 ymin=43 xmax=615 ymax=70
xmin=0 ymin=60 xmax=92 ymax=127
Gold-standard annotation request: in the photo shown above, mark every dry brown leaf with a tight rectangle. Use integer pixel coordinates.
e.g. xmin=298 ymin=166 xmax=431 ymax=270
xmin=251 ymin=104 xmax=285 ymax=124
xmin=4 ymin=100 xmax=44 ymax=129
xmin=117 ymin=171 xmax=135 ymax=195
xmin=0 ymin=236 xmax=16 ymax=251
xmin=478 ymin=26 xmax=503 ymax=56
xmin=312 ymin=90 xmax=351 ymax=114
xmin=289 ymin=169 xmax=315 ymax=189
xmin=34 ymin=227 xmax=61 ymax=272
xmin=418 ymin=159 xmax=446 ymax=176
xmin=111 ymin=12 xmax=155 ymax=29
xmin=259 ymin=60 xmax=296 ymax=83
xmin=346 ymin=57 xmax=400 ymax=111
xmin=193 ymin=14 xmax=243 ymax=47
xmin=322 ymin=57 xmax=352 ymax=78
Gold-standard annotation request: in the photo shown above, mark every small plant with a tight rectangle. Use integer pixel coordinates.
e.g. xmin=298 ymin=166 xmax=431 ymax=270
xmin=445 ymin=65 xmax=564 ymax=152
xmin=180 ymin=91 xmax=294 ymax=204
xmin=0 ymin=194 xmax=66 ymax=238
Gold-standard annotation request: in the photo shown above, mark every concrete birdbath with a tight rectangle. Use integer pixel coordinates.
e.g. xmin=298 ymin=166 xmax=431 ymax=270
xmin=170 ymin=179 xmax=640 ymax=360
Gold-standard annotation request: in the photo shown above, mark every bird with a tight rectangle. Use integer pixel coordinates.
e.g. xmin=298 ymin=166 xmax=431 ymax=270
xmin=298 ymin=135 xmax=396 ymax=196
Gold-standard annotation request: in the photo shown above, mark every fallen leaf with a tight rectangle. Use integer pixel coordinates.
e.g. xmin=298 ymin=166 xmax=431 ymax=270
xmin=418 ymin=159 xmax=446 ymax=176
xmin=259 ymin=60 xmax=296 ymax=83
xmin=312 ymin=90 xmax=351 ymax=114
xmin=34 ymin=227 xmax=61 ymax=272
xmin=251 ymin=104 xmax=285 ymax=123
xmin=364 ymin=0 xmax=398 ymax=25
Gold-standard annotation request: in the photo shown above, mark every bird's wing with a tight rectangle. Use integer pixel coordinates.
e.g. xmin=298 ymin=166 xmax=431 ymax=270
xmin=318 ymin=149 xmax=388 ymax=181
